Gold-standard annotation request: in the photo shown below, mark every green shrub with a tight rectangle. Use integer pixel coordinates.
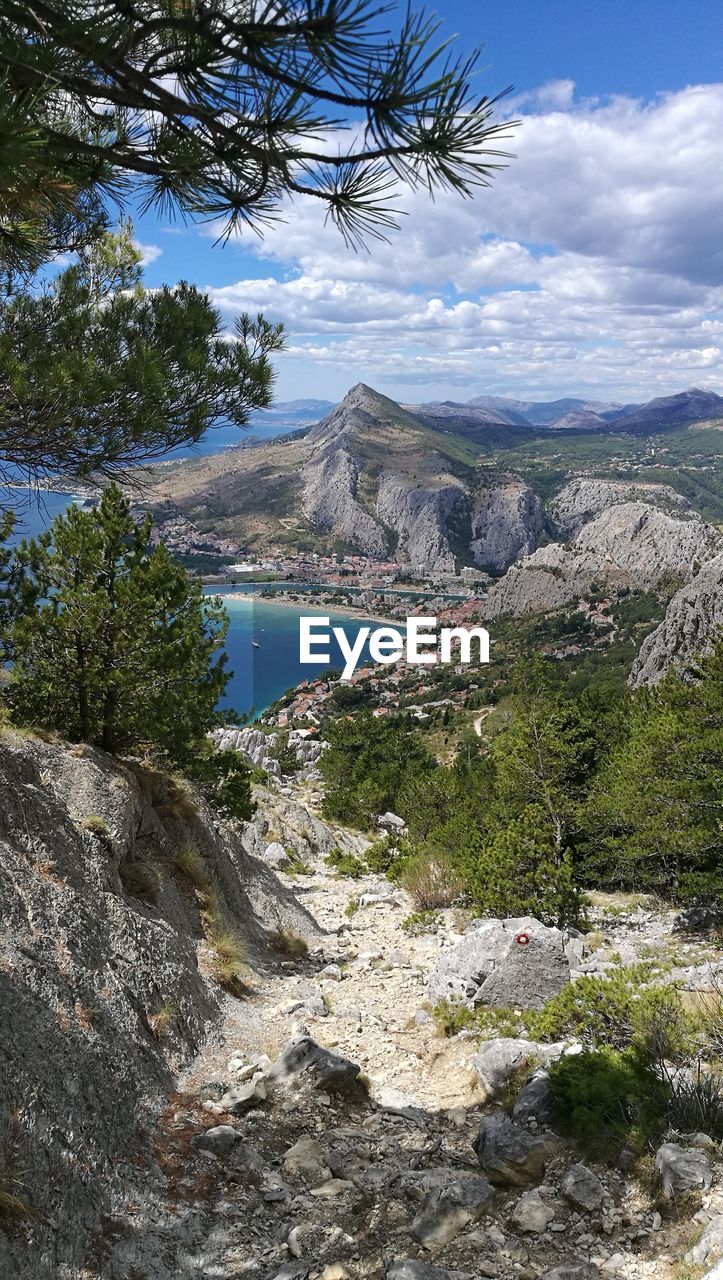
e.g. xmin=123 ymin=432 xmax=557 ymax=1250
xmin=523 ymin=966 xmax=691 ymax=1053
xmin=548 ymin=1047 xmax=670 ymax=1154
xmin=401 ymin=909 xmax=441 ymax=936
xmin=325 ymin=847 xmax=366 ymax=879
xmin=363 ymin=835 xmax=402 ymax=874
xmin=433 ymin=1000 xmax=522 ymax=1040
xmin=82 ymin=814 xmax=111 ymax=841
xmin=397 ymin=853 xmax=464 ymax=910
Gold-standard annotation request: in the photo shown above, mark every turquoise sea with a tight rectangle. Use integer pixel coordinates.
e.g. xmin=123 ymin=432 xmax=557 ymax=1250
xmin=2 ymin=493 xmax=378 ymax=717
xmin=213 ymin=587 xmax=377 ymax=716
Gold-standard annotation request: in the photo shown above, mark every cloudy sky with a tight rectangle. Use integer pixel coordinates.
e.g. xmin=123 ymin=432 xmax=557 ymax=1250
xmin=134 ymin=0 xmax=723 ymax=405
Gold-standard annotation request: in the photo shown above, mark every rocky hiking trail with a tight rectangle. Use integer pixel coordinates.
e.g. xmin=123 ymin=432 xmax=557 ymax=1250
xmin=2 ymin=730 xmax=722 ymax=1280
xmin=118 ymin=789 xmax=723 ymax=1280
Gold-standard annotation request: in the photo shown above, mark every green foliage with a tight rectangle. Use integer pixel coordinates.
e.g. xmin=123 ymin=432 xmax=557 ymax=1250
xmin=362 ymin=835 xmax=401 ymax=874
xmin=401 ymin=909 xmax=441 ymax=936
xmin=325 ymin=846 xmax=366 ymax=879
xmin=547 ymin=1047 xmax=670 ymax=1153
xmin=523 ymin=967 xmax=690 ymax=1052
xmin=585 ymin=638 xmax=723 ymax=897
xmin=82 ymin=814 xmax=110 ymax=840
xmin=433 ymin=1000 xmax=522 ymax=1040
xmin=270 ymin=730 xmax=301 ymax=776
xmin=5 ymin=486 xmax=229 ymax=760
xmin=320 ymin=710 xmax=435 ymax=829
xmin=0 ymin=227 xmax=283 ymax=483
xmin=0 ymin=3 xmax=512 ymax=269
xmin=189 ymin=749 xmax=256 ymax=823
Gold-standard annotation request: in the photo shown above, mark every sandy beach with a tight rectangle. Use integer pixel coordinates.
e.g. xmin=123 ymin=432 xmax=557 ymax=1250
xmin=221 ymin=590 xmax=402 ymax=628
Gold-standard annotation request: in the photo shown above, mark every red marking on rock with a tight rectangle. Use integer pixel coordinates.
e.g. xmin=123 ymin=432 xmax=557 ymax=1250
xmin=515 ymin=932 xmax=530 ymax=946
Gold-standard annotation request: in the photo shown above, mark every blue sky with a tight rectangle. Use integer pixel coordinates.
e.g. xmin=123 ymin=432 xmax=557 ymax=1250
xmin=132 ymin=1 xmax=723 ymax=405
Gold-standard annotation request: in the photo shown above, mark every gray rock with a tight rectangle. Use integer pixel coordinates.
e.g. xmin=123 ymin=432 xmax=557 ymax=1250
xmin=220 ymin=1077 xmax=270 ymax=1115
xmin=378 ymin=811 xmax=406 ymax=830
xmin=513 ymin=1072 xmax=556 ymax=1125
xmin=282 ymin=1136 xmax=331 ymax=1186
xmin=549 ymin=477 xmax=690 ymax=540
xmin=540 ymin=1267 xmax=600 ymax=1280
xmin=387 ymin=1263 xmax=473 ymax=1280
xmin=268 ymin=1036 xmax=361 ymax=1092
xmin=630 ymin=552 xmax=723 ymax=687
xmin=561 ymin=1163 xmax=604 ymax=1212
xmin=655 ymin=1142 xmax=713 ymax=1198
xmin=428 ymin=917 xmax=570 ymax=1009
xmin=511 ymin=1188 xmax=556 ymax=1233
xmin=410 ymin=1176 xmax=495 ymax=1248
xmin=473 ymin=1113 xmax=554 ymax=1186
xmin=264 ymin=840 xmax=291 ymax=869
xmin=687 ymin=1217 xmax=723 ymax=1267
xmin=192 ymin=1124 xmax=239 ymax=1156
xmin=475 ymin=1038 xmax=570 ymax=1100
xmin=469 ymin=472 xmax=543 ymax=573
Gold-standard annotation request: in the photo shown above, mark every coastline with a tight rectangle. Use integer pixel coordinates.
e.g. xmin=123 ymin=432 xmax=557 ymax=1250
xmin=221 ymin=590 xmax=400 ymax=628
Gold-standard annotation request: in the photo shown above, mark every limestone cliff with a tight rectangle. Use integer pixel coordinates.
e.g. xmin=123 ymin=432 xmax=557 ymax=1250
xmin=549 ymin=478 xmax=690 ymax=539
xmin=629 ymin=553 xmax=723 ymax=685
xmin=0 ymin=731 xmax=322 ymax=1280
xmin=470 ymin=473 xmax=543 ymax=572
xmin=485 ymin=502 xmax=722 ymax=619
xmin=301 ymin=441 xmax=389 ymax=557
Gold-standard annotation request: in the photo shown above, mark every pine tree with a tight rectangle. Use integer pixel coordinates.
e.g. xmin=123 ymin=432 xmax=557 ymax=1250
xmin=0 ymin=1 xmax=514 ymax=272
xmin=7 ymin=485 xmax=229 ymax=759
xmin=0 ymin=225 xmax=283 ymax=484
xmin=587 ymin=640 xmax=723 ymax=897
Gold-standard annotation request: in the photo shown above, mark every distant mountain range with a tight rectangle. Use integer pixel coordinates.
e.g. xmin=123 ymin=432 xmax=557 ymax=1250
xmin=142 ymin=381 xmax=723 ymax=577
xmin=251 ymin=387 xmax=723 ymax=435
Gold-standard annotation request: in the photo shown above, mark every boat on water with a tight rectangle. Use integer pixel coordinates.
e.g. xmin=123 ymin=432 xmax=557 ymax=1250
xmin=252 ymin=640 xmax=261 ymax=649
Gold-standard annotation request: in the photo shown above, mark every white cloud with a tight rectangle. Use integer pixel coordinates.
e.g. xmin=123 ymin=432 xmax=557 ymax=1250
xmin=203 ymin=83 xmax=723 ymax=401
xmin=135 ymin=240 xmax=163 ymax=267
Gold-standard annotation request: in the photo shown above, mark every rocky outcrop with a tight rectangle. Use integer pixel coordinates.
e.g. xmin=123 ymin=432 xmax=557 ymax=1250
xmin=485 ymin=502 xmax=722 ymax=620
xmin=0 ymin=730 xmax=320 ymax=1280
xmin=427 ymin=916 xmax=570 ymax=1009
xmin=376 ymin=471 xmax=464 ymax=573
xmin=469 ymin=473 xmax=543 ymax=571
xmin=549 ymin=478 xmax=690 ymax=539
xmin=484 ymin=544 xmax=634 ymax=619
xmin=573 ymin=502 xmax=722 ymax=584
xmin=630 ymin=553 xmax=723 ymax=686
xmin=301 ymin=441 xmax=389 ymax=556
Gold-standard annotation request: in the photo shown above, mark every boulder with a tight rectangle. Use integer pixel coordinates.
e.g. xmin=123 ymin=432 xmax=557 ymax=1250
xmin=511 ymin=1188 xmax=556 ymax=1233
xmin=655 ymin=1142 xmax=713 ymax=1198
xmin=540 ymin=1268 xmax=600 ymax=1280
xmin=264 ymin=841 xmax=291 ymax=870
xmin=473 ymin=1113 xmax=553 ymax=1186
xmin=219 ymin=1077 xmax=270 ymax=1115
xmin=561 ymin=1163 xmax=605 ymax=1212
xmin=268 ymin=1036 xmax=361 ymax=1092
xmin=685 ymin=1215 xmax=723 ymax=1267
xmin=387 ymin=1264 xmax=472 ymax=1280
xmin=428 ymin=917 xmax=570 ymax=1010
xmin=513 ymin=1073 xmax=556 ymax=1125
xmin=282 ymin=1137 xmax=331 ymax=1186
xmin=474 ymin=1038 xmax=570 ymax=1100
xmin=410 ymin=1176 xmax=494 ymax=1248
xmin=192 ymin=1124 xmax=239 ymax=1156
